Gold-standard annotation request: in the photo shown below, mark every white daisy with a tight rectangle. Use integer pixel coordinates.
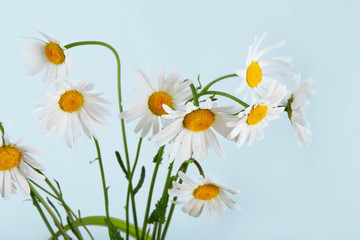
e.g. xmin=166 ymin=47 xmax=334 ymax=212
xmin=119 ymin=68 xmax=192 ymax=138
xmin=0 ymin=125 xmax=45 ymax=200
xmin=235 ymin=32 xmax=296 ymax=103
xmin=285 ymin=78 xmax=313 ymax=147
xmin=36 ymin=78 xmax=111 ymax=148
xmin=151 ymin=99 xmax=235 ymax=162
xmin=24 ymin=32 xmax=70 ymax=86
xmin=168 ymin=171 xmax=240 ymax=224
xmin=228 ymin=81 xmax=287 ymax=146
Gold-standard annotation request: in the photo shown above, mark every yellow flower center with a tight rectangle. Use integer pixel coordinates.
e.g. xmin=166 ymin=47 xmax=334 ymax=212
xmin=183 ymin=109 xmax=215 ymax=132
xmin=193 ymin=184 xmax=220 ymax=200
xmin=148 ymin=91 xmax=173 ymax=116
xmin=246 ymin=61 xmax=262 ymax=88
xmin=45 ymin=42 xmax=65 ymax=65
xmin=246 ymin=105 xmax=268 ymax=125
xmin=59 ymin=90 xmax=84 ymax=113
xmin=0 ymin=145 xmax=21 ymax=171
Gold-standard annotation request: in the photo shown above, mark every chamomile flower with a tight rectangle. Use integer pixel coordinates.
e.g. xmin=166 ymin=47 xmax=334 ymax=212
xmin=168 ymin=171 xmax=240 ymax=224
xmin=235 ymin=32 xmax=295 ymax=103
xmin=36 ymin=78 xmax=111 ymax=148
xmin=119 ymin=68 xmax=192 ymax=138
xmin=0 ymin=125 xmax=45 ymax=200
xmin=228 ymin=81 xmax=287 ymax=146
xmin=285 ymin=78 xmax=313 ymax=147
xmin=151 ymin=99 xmax=235 ymax=162
xmin=24 ymin=32 xmax=70 ymax=86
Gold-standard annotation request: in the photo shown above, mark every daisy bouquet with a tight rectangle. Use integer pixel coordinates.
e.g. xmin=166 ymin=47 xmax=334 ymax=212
xmin=1 ymin=32 xmax=312 ymax=239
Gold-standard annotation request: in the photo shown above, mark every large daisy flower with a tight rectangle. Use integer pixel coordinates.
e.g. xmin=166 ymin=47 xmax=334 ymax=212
xmin=151 ymin=99 xmax=235 ymax=162
xmin=228 ymin=81 xmax=287 ymax=146
xmin=0 ymin=125 xmax=45 ymax=200
xmin=24 ymin=32 xmax=70 ymax=86
xmin=119 ymin=68 xmax=192 ymax=138
xmin=235 ymin=32 xmax=295 ymax=103
xmin=168 ymin=171 xmax=240 ymax=223
xmin=285 ymin=78 xmax=313 ymax=147
xmin=36 ymin=78 xmax=111 ymax=148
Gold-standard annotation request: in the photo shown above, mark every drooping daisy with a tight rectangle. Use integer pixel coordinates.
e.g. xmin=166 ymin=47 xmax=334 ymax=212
xmin=285 ymin=78 xmax=313 ymax=147
xmin=151 ymin=99 xmax=235 ymax=162
xmin=24 ymin=32 xmax=70 ymax=86
xmin=119 ymin=68 xmax=192 ymax=138
xmin=168 ymin=171 xmax=240 ymax=223
xmin=0 ymin=125 xmax=45 ymax=200
xmin=36 ymin=78 xmax=111 ymax=148
xmin=228 ymin=81 xmax=287 ymax=146
xmin=235 ymin=32 xmax=296 ymax=103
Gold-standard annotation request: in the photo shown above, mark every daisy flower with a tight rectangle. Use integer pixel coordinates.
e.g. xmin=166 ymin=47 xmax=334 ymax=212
xmin=36 ymin=78 xmax=111 ymax=148
xmin=285 ymin=78 xmax=313 ymax=147
xmin=119 ymin=68 xmax=192 ymax=138
xmin=235 ymin=32 xmax=296 ymax=102
xmin=168 ymin=171 xmax=240 ymax=224
xmin=228 ymin=81 xmax=287 ymax=146
xmin=0 ymin=124 xmax=45 ymax=200
xmin=151 ymin=99 xmax=235 ymax=162
xmin=24 ymin=32 xmax=70 ymax=86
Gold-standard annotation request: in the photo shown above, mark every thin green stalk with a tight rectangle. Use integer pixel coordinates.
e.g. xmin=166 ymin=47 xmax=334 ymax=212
xmin=199 ymin=73 xmax=238 ymax=94
xmin=199 ymin=90 xmax=249 ymax=108
xmin=30 ymin=190 xmax=58 ymax=239
xmin=141 ymin=145 xmax=165 ymax=240
xmin=29 ymin=179 xmax=59 ymax=200
xmin=161 ymin=163 xmax=189 ymax=240
xmin=189 ymin=84 xmax=199 ymax=106
xmin=30 ymin=184 xmax=70 ymax=240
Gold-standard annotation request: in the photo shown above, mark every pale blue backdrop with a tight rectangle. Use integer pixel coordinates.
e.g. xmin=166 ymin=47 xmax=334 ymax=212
xmin=0 ymin=0 xmax=359 ymax=239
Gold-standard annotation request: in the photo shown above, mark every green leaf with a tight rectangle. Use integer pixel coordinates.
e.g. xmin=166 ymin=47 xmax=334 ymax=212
xmin=148 ymin=195 xmax=169 ymax=224
xmin=0 ymin=122 xmax=4 ymax=136
xmin=133 ymin=166 xmax=145 ymax=195
xmin=152 ymin=148 xmax=164 ymax=163
xmin=104 ymin=218 xmax=124 ymax=240
xmin=66 ymin=216 xmax=82 ymax=239
xmin=47 ymin=197 xmax=63 ymax=226
xmin=115 ymin=151 xmax=128 ymax=179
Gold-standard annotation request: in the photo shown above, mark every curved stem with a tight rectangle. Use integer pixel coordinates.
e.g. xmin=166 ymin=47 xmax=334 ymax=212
xmin=189 ymin=84 xmax=199 ymax=106
xmin=49 ymin=216 xmax=152 ymax=240
xmin=199 ymin=73 xmax=238 ymax=94
xmin=199 ymin=90 xmax=249 ymax=108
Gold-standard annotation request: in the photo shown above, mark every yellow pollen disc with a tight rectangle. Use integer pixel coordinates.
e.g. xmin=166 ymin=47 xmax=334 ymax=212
xmin=148 ymin=91 xmax=173 ymax=116
xmin=183 ymin=109 xmax=215 ymax=132
xmin=246 ymin=105 xmax=268 ymax=125
xmin=246 ymin=61 xmax=262 ymax=88
xmin=193 ymin=184 xmax=220 ymax=200
xmin=59 ymin=90 xmax=84 ymax=113
xmin=45 ymin=42 xmax=65 ymax=64
xmin=0 ymin=145 xmax=21 ymax=171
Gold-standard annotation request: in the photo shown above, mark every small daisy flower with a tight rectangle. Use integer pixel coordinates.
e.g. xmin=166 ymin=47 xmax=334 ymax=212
xmin=151 ymin=99 xmax=235 ymax=162
xmin=36 ymin=78 xmax=111 ymax=148
xmin=235 ymin=32 xmax=296 ymax=102
xmin=228 ymin=81 xmax=287 ymax=146
xmin=169 ymin=171 xmax=240 ymax=224
xmin=285 ymin=78 xmax=313 ymax=147
xmin=24 ymin=32 xmax=70 ymax=86
xmin=119 ymin=68 xmax=192 ymax=138
xmin=0 ymin=125 xmax=45 ymax=200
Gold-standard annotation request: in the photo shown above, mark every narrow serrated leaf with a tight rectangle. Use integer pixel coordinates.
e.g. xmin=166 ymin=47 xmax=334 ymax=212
xmin=133 ymin=166 xmax=145 ymax=195
xmin=115 ymin=151 xmax=128 ymax=179
xmin=53 ymin=179 xmax=63 ymax=196
xmin=47 ymin=197 xmax=63 ymax=226
xmin=66 ymin=216 xmax=82 ymax=239
xmin=104 ymin=217 xmax=124 ymax=240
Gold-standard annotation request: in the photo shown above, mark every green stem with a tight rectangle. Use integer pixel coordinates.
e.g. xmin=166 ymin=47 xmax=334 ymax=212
xmin=199 ymin=90 xmax=249 ymax=108
xmin=141 ymin=145 xmax=165 ymax=240
xmin=49 ymin=216 xmax=152 ymax=240
xmin=30 ymin=190 xmax=58 ymax=239
xmin=30 ymin=184 xmax=70 ymax=240
xmin=189 ymin=84 xmax=199 ymax=106
xmin=161 ymin=163 xmax=190 ymax=240
xmin=199 ymin=73 xmax=238 ymax=94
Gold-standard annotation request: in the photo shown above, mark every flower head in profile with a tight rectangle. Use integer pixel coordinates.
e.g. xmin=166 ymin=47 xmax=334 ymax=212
xmin=24 ymin=32 xmax=70 ymax=86
xmin=119 ymin=68 xmax=192 ymax=138
xmin=36 ymin=78 xmax=111 ymax=148
xmin=0 ymin=123 xmax=45 ymax=200
xmin=168 ymin=171 xmax=240 ymax=224
xmin=285 ymin=78 xmax=313 ymax=147
xmin=151 ymin=99 xmax=235 ymax=162
xmin=228 ymin=81 xmax=287 ymax=146
xmin=235 ymin=32 xmax=295 ymax=103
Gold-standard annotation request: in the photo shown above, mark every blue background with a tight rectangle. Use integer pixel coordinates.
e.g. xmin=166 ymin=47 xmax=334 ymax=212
xmin=1 ymin=0 xmax=359 ymax=239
